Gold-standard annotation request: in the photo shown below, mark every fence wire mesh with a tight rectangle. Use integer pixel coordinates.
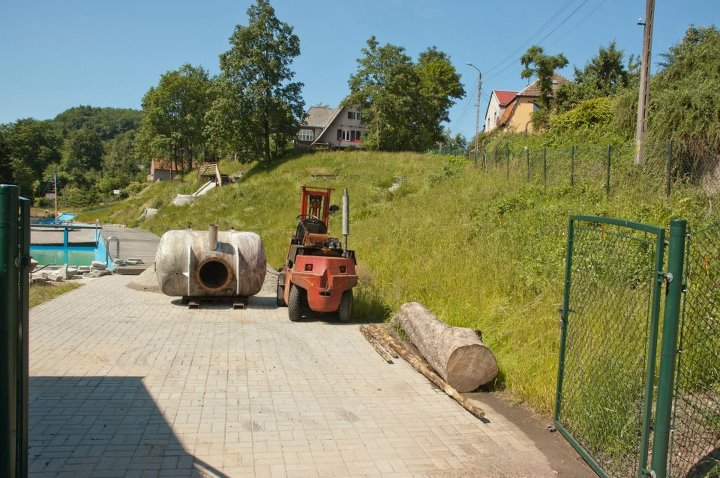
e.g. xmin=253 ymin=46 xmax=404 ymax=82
xmin=476 ymin=139 xmax=720 ymax=200
xmin=557 ymin=219 xmax=663 ymax=478
xmin=670 ymin=223 xmax=720 ymax=477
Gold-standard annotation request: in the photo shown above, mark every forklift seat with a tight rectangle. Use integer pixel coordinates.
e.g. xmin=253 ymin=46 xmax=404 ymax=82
xmin=296 ymin=217 xmax=327 ymax=239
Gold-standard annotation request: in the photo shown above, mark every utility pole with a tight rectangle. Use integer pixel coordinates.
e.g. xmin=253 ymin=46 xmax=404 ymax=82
xmin=467 ymin=62 xmax=482 ymax=162
xmin=634 ymin=0 xmax=655 ymax=165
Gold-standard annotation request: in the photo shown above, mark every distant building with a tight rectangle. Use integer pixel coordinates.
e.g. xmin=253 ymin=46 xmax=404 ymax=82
xmin=487 ymin=74 xmax=569 ymax=134
xmin=148 ymin=158 xmax=187 ymax=182
xmin=295 ymin=105 xmax=366 ymax=149
xmin=484 ymin=90 xmax=518 ymax=133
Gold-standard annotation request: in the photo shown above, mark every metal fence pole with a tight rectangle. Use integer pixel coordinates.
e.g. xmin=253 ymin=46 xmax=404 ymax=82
xmin=651 ymin=218 xmax=687 ymax=478
xmin=554 ymin=217 xmax=575 ymax=422
xmin=666 ymin=140 xmax=673 ymax=198
xmin=506 ymin=145 xmax=510 ymax=180
xmin=606 ymin=145 xmax=612 ymax=197
xmin=526 ymin=148 xmax=530 ymax=181
xmin=0 ymin=184 xmax=19 ymax=478
xmin=570 ymin=145 xmax=575 ymax=187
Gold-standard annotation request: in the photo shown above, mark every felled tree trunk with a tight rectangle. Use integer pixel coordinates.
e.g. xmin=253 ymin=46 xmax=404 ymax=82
xmin=396 ymin=302 xmax=498 ymax=392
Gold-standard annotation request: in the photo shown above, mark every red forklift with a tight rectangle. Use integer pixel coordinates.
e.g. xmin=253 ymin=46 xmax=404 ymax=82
xmin=276 ymin=186 xmax=357 ymax=322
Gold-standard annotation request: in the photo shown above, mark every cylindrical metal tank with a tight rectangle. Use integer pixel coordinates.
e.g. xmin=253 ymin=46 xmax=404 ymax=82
xmin=155 ymin=227 xmax=266 ymax=298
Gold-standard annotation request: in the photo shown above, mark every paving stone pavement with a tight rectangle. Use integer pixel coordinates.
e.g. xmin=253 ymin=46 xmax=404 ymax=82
xmin=28 ymin=274 xmax=589 ymax=477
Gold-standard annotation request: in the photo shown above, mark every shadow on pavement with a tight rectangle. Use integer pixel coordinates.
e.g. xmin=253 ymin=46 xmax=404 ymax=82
xmin=29 ymin=376 xmax=228 ymax=477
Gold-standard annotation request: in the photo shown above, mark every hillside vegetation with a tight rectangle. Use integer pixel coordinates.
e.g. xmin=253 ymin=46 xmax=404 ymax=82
xmin=77 ymin=150 xmax=716 ymax=414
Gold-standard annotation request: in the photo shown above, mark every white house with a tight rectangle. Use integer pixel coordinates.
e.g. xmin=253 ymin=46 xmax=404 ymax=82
xmin=484 ymin=90 xmax=518 ymax=133
xmin=295 ymin=105 xmax=366 ymax=149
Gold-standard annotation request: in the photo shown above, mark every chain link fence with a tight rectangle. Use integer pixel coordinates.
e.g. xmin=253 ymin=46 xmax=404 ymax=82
xmin=555 ymin=217 xmax=665 ymax=477
xmin=670 ymin=222 xmax=720 ymax=477
xmin=475 ymin=139 xmax=720 ymax=200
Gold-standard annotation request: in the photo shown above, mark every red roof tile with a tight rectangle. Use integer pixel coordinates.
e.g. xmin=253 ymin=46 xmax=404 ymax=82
xmin=494 ymin=90 xmax=517 ymax=106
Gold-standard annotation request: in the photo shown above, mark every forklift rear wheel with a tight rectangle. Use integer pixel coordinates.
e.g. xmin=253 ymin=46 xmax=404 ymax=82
xmin=338 ymin=289 xmax=353 ymax=323
xmin=288 ymin=285 xmax=303 ymax=322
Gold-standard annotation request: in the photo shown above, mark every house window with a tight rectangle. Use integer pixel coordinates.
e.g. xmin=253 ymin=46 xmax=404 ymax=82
xmin=343 ymin=130 xmax=352 ymax=141
xmin=337 ymin=129 xmax=343 ymax=141
xmin=347 ymin=111 xmax=355 ymax=119
xmin=356 ymin=112 xmax=362 ymax=121
xmin=298 ymin=129 xmax=314 ymax=142
xmin=352 ymin=130 xmax=361 ymax=141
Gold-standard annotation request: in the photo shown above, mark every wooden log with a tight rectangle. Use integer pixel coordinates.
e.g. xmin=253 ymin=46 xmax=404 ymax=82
xmin=365 ymin=325 xmax=398 ymax=358
xmin=367 ymin=324 xmax=486 ymax=419
xmin=395 ymin=302 xmax=498 ymax=392
xmin=359 ymin=325 xmax=393 ymax=363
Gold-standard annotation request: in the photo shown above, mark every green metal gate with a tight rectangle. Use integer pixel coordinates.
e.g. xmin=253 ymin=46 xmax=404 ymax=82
xmin=1 ymin=184 xmax=31 ymax=478
xmin=554 ymin=216 xmax=666 ymax=478
xmin=669 ymin=222 xmax=720 ymax=477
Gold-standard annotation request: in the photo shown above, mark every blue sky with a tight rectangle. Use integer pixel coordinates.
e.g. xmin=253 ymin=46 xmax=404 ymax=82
xmin=0 ymin=0 xmax=717 ymax=139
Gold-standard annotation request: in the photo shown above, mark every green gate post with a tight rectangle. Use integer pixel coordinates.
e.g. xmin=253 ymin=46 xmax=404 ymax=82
xmin=554 ymin=217 xmax=574 ymax=422
xmin=652 ymin=218 xmax=687 ymax=478
xmin=0 ymin=185 xmax=19 ymax=478
xmin=17 ymin=198 xmax=30 ymax=478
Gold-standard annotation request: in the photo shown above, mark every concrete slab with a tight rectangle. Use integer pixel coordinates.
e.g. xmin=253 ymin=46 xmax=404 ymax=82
xmin=29 ymin=275 xmax=594 ymax=477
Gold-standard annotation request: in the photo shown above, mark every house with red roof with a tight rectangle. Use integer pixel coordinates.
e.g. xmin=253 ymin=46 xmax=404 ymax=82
xmin=484 ymin=90 xmax=518 ymax=133
xmin=485 ymin=74 xmax=569 ymax=134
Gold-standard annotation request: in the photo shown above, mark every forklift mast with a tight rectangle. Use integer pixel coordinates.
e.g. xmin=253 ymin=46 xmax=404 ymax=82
xmin=299 ymin=186 xmax=333 ymax=227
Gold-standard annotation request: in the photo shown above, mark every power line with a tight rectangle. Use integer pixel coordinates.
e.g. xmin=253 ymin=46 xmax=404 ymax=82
xmin=483 ymin=0 xmax=579 ymax=78
xmin=483 ymin=0 xmax=595 ymax=83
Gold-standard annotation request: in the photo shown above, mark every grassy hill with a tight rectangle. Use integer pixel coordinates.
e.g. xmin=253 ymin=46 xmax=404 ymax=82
xmin=77 ymin=150 xmax=716 ymax=414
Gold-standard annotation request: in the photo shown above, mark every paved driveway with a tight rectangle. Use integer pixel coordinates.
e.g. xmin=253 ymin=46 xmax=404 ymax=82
xmin=28 ymin=273 xmax=592 ymax=477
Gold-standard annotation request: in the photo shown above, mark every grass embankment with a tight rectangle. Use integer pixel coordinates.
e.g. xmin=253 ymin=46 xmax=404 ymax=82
xmin=77 ymin=150 xmax=715 ymax=415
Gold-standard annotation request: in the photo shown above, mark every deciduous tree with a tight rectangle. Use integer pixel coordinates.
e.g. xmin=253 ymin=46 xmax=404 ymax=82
xmin=520 ymin=45 xmax=568 ymax=109
xmin=208 ymin=0 xmax=304 ymax=162
xmin=137 ymin=64 xmax=213 ymax=170
xmin=346 ymin=38 xmax=464 ymax=151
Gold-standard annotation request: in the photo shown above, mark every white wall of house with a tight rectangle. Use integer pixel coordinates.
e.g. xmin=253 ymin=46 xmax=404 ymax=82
xmin=484 ymin=93 xmax=502 ymax=133
xmin=318 ymin=108 xmax=366 ymax=147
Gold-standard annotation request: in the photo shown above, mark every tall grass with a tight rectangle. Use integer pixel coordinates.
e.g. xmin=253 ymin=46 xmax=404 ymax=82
xmin=77 ymin=150 xmax=717 ymax=415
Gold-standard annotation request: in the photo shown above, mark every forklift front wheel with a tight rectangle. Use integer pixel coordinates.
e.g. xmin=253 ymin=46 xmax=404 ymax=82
xmin=288 ymin=285 xmax=303 ymax=322
xmin=338 ymin=289 xmax=353 ymax=323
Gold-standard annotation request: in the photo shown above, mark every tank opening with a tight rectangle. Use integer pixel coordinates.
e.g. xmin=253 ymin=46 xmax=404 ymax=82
xmin=198 ymin=259 xmax=230 ymax=289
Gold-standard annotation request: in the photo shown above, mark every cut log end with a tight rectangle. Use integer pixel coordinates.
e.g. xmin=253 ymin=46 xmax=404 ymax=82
xmin=447 ymin=345 xmax=499 ymax=392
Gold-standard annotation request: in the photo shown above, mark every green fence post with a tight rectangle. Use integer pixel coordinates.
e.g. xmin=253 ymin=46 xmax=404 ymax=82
xmin=506 ymin=145 xmax=510 ymax=180
xmin=0 ymin=184 xmax=19 ymax=478
xmin=666 ymin=140 xmax=673 ymax=198
xmin=651 ymin=219 xmax=687 ymax=478
xmin=605 ymin=145 xmax=611 ymax=197
xmin=526 ymin=147 xmax=530 ymax=181
xmin=570 ymin=145 xmax=575 ymax=187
